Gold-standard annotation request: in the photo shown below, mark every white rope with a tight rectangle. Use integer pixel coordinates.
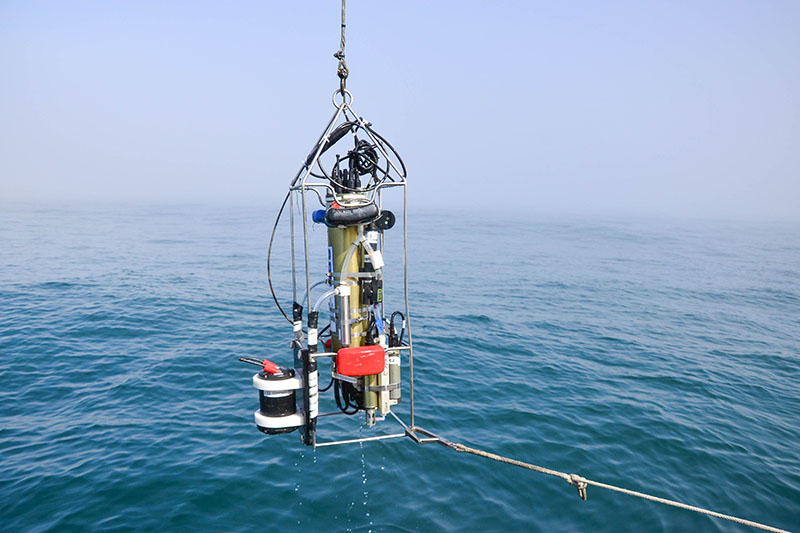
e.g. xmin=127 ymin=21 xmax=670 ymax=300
xmin=419 ymin=436 xmax=790 ymax=533
xmin=586 ymin=477 xmax=790 ymax=533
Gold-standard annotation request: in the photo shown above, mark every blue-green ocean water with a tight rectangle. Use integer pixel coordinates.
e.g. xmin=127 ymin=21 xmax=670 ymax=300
xmin=1 ymin=203 xmax=799 ymax=532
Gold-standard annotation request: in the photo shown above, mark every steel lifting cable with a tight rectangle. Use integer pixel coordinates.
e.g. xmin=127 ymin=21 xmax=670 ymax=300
xmin=408 ymin=428 xmax=790 ymax=533
xmin=266 ymin=0 xmax=350 ymax=324
xmin=334 ymin=0 xmax=349 ymax=94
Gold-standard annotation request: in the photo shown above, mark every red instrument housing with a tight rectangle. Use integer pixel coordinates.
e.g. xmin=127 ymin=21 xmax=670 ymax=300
xmin=337 ymin=345 xmax=385 ymax=376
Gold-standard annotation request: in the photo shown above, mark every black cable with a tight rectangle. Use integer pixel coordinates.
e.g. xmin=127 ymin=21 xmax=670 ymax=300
xmin=304 ymin=121 xmax=358 ymax=167
xmin=267 ymin=121 xmax=405 ymax=323
xmin=390 ymin=311 xmax=405 ymax=347
xmin=365 ymin=313 xmax=376 ymax=345
xmin=334 ymin=380 xmax=345 ymax=410
xmin=349 ymin=139 xmax=378 ymax=176
xmin=328 ymin=154 xmax=386 ymax=193
xmin=267 ymin=191 xmax=292 ymax=323
xmin=334 ymin=380 xmax=359 ymax=415
xmin=366 ymin=125 xmax=407 ymax=179
xmin=343 ymin=382 xmax=362 ymax=412
xmin=322 ymin=124 xmax=400 ymax=194
xmin=309 ymin=157 xmax=332 ymax=183
xmin=319 ymin=372 xmax=334 ymax=393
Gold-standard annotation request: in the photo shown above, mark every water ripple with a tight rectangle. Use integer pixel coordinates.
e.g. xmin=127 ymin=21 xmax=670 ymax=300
xmin=1 ymin=205 xmax=798 ymax=532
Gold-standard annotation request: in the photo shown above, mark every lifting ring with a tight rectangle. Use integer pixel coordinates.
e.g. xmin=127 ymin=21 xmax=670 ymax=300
xmin=332 ymin=88 xmax=353 ymax=109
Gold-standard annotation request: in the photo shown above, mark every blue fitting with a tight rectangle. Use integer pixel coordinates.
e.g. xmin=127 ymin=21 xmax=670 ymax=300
xmin=312 ymin=209 xmax=327 ymax=224
xmin=373 ymin=306 xmax=385 ymax=335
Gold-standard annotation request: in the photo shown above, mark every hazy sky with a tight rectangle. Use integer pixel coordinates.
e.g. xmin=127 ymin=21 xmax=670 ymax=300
xmin=1 ymin=1 xmax=798 ymax=219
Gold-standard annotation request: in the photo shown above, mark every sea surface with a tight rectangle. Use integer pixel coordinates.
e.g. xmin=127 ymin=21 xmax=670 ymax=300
xmin=1 ymin=202 xmax=798 ymax=532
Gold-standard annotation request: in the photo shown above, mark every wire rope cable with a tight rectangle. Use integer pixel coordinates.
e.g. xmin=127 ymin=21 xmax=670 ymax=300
xmin=334 ymin=0 xmax=348 ymax=94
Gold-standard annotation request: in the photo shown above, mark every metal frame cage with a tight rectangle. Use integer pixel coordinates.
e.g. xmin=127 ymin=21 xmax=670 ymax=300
xmin=254 ymin=90 xmax=417 ymax=449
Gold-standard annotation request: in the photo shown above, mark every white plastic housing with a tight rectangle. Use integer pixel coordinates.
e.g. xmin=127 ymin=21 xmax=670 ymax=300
xmin=252 ymin=373 xmax=303 ymax=392
xmin=254 ymin=410 xmax=303 ymax=429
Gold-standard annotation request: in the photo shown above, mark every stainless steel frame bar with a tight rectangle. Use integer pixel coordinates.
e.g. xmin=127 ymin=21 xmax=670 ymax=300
xmin=314 ymin=433 xmax=407 ymax=448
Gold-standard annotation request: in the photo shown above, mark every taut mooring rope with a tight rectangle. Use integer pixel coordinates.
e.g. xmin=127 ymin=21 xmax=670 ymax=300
xmin=411 ymin=429 xmax=790 ymax=533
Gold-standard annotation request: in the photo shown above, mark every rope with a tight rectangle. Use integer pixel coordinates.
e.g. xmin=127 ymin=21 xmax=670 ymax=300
xmin=415 ymin=432 xmax=790 ymax=533
xmin=333 ymin=0 xmax=349 ymax=93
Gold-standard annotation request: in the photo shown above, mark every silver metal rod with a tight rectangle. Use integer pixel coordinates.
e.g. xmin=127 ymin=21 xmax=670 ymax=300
xmin=317 ymin=411 xmax=346 ymax=418
xmin=297 ymin=105 xmax=346 ymax=190
xmin=404 ymin=180 xmax=414 ymax=428
xmin=290 ymin=191 xmax=297 ymax=305
xmin=290 ymin=106 xmax=345 ymax=187
xmin=389 ymin=411 xmax=411 ymax=432
xmin=301 ymin=181 xmax=311 ymax=337
xmin=377 ymin=187 xmax=385 ymax=321
xmin=290 ymin=182 xmax=336 ymax=193
xmin=314 ymin=433 xmax=407 ymax=448
xmin=332 ymin=271 xmax=377 ymax=280
xmin=332 ymin=372 xmax=358 ymax=384
xmin=309 ymin=351 xmax=337 ymax=359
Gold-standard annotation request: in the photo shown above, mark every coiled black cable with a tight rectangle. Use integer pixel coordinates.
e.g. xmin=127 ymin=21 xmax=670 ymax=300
xmin=389 ymin=311 xmax=405 ymax=347
xmin=266 ymin=121 xmax=406 ymax=325
xmin=334 ymin=380 xmax=360 ymax=414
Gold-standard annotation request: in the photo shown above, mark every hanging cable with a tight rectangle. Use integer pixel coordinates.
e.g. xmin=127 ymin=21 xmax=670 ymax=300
xmin=389 ymin=311 xmax=405 ymax=347
xmin=319 ymin=373 xmax=335 ymax=393
xmin=333 ymin=0 xmax=348 ymax=94
xmin=267 ymin=192 xmax=291 ymax=323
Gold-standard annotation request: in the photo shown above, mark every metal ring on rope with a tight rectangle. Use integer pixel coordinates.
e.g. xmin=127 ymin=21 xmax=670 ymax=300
xmin=332 ymin=88 xmax=353 ymax=109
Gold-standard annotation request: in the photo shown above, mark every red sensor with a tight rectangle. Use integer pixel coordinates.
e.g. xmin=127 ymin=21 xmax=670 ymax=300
xmin=337 ymin=345 xmax=385 ymax=376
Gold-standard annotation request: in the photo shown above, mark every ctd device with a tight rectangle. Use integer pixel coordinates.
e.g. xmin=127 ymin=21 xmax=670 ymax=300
xmin=239 ymin=89 xmax=416 ymax=449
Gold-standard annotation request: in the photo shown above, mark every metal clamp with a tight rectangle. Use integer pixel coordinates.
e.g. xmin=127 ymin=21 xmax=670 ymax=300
xmin=366 ymin=383 xmax=400 ymax=393
xmin=332 ymin=372 xmax=359 ymax=385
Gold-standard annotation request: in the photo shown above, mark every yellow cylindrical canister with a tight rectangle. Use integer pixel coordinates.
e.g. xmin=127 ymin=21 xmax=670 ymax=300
xmin=328 ymin=225 xmax=364 ymax=350
xmin=328 ymin=224 xmax=377 ymax=412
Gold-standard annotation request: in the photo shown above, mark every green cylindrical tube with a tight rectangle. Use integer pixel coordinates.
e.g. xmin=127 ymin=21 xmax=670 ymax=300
xmin=388 ymin=353 xmax=401 ymax=403
xmin=364 ymin=374 xmax=378 ymax=410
